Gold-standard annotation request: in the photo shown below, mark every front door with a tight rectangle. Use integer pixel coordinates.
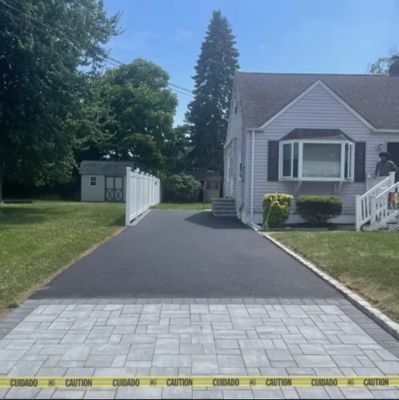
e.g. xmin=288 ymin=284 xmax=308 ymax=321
xmin=105 ymin=176 xmax=123 ymax=202
xmin=387 ymin=143 xmax=399 ymax=180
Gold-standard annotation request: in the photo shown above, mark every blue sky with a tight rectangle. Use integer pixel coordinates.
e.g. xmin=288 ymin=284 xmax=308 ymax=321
xmin=103 ymin=0 xmax=399 ymax=125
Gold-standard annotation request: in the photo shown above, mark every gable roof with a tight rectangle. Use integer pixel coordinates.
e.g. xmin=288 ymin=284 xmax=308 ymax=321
xmin=79 ymin=160 xmax=135 ymax=176
xmin=235 ymin=72 xmax=399 ymax=130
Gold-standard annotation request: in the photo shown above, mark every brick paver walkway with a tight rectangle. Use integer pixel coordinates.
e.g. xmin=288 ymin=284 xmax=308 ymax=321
xmin=1 ymin=298 xmax=399 ymax=399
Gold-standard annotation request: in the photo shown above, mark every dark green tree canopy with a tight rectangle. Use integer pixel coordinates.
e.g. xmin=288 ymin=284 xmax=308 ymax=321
xmin=0 ymin=0 xmax=120 ymax=199
xmin=369 ymin=52 xmax=399 ymax=74
xmin=187 ymin=10 xmax=239 ymax=172
xmin=79 ymin=59 xmax=182 ymax=173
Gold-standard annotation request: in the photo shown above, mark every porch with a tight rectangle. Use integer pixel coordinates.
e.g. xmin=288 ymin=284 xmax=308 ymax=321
xmin=356 ymin=172 xmax=399 ymax=231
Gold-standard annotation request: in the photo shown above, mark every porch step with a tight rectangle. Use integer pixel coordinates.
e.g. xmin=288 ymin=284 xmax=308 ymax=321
xmin=386 ymin=215 xmax=399 ymax=232
xmin=211 ymin=198 xmax=237 ymax=219
xmin=363 ymin=215 xmax=399 ymax=232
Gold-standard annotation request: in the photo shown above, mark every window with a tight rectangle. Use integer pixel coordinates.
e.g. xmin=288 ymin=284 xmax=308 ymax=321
xmin=90 ymin=176 xmax=97 ymax=186
xmin=282 ymin=142 xmax=299 ymax=178
xmin=279 ymin=140 xmax=354 ymax=181
xmin=303 ymin=143 xmax=341 ymax=178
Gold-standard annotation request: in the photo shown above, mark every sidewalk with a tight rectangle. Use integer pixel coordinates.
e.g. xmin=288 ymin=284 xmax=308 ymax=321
xmin=1 ymin=298 xmax=399 ymax=399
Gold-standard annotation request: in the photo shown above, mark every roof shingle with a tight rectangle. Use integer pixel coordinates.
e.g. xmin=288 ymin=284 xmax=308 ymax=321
xmin=79 ymin=160 xmax=135 ymax=176
xmin=235 ymin=72 xmax=399 ymax=130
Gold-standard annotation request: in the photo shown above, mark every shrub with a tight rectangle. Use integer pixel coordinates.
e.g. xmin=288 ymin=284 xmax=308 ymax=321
xmin=263 ymin=193 xmax=293 ymax=229
xmin=162 ymin=174 xmax=201 ymax=203
xmin=296 ymin=195 xmax=343 ymax=225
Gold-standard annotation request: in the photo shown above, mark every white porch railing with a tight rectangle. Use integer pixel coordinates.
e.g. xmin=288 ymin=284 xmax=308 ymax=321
xmin=125 ymin=167 xmax=160 ymax=226
xmin=355 ymin=172 xmax=396 ymax=231
xmin=371 ymin=180 xmax=399 ymax=229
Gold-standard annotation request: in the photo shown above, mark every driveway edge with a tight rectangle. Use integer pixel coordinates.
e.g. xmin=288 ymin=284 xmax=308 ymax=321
xmin=258 ymin=230 xmax=399 ymax=341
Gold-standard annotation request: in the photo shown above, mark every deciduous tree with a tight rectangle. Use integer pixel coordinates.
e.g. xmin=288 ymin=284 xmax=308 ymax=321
xmin=81 ymin=59 xmax=180 ymax=173
xmin=0 ymin=0 xmax=120 ymax=200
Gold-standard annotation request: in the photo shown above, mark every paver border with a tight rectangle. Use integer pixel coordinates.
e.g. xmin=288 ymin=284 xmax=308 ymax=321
xmin=257 ymin=230 xmax=399 ymax=341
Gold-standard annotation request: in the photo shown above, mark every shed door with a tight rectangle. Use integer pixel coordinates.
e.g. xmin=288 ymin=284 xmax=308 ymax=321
xmin=105 ymin=177 xmax=123 ymax=202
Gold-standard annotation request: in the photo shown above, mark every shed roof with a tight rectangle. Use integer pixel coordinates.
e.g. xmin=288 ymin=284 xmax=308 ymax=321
xmin=79 ymin=160 xmax=135 ymax=176
xmin=235 ymin=72 xmax=399 ymax=130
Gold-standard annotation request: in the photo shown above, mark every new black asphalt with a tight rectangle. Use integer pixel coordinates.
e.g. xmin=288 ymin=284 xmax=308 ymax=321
xmin=32 ymin=210 xmax=341 ymax=299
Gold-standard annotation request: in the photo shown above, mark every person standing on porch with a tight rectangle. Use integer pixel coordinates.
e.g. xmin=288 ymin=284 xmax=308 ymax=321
xmin=374 ymin=152 xmax=398 ymax=177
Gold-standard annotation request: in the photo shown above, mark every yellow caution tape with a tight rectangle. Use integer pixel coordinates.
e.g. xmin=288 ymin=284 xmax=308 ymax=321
xmin=0 ymin=376 xmax=398 ymax=388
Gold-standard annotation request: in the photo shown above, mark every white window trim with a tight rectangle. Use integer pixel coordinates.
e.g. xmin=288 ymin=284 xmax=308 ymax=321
xmin=278 ymin=139 xmax=355 ymax=182
xmin=89 ymin=176 xmax=97 ymax=186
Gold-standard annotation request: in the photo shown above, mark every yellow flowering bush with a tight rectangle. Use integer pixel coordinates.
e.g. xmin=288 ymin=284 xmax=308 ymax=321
xmin=263 ymin=193 xmax=293 ymax=229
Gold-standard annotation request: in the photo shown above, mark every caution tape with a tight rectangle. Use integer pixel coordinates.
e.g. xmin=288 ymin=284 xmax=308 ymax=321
xmin=0 ymin=376 xmax=398 ymax=388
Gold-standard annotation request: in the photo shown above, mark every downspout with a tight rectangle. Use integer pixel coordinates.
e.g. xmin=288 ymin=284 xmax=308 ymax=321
xmin=250 ymin=130 xmax=255 ymax=223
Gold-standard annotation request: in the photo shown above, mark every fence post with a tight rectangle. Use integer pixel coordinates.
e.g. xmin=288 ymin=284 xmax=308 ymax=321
xmin=355 ymin=195 xmax=361 ymax=231
xmin=125 ymin=167 xmax=132 ymax=226
xmin=389 ymin=171 xmax=396 ymax=186
xmin=370 ymin=194 xmax=377 ymax=229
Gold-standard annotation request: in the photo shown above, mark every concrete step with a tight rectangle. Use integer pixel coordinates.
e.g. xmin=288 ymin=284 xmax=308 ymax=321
xmin=212 ymin=198 xmax=237 ymax=219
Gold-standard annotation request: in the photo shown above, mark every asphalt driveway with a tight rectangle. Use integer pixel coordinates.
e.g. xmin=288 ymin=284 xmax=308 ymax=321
xmin=33 ymin=210 xmax=340 ymax=299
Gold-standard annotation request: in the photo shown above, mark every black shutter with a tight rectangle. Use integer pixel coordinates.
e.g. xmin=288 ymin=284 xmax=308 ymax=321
xmin=268 ymin=141 xmax=279 ymax=181
xmin=354 ymin=142 xmax=366 ymax=183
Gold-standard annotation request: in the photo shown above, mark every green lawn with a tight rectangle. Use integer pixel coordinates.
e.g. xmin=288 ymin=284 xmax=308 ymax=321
xmin=152 ymin=202 xmax=211 ymax=210
xmin=0 ymin=201 xmax=124 ymax=309
xmin=271 ymin=231 xmax=399 ymax=322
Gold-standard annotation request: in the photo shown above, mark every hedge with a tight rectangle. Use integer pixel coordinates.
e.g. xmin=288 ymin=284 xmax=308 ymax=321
xmin=263 ymin=193 xmax=293 ymax=229
xmin=296 ymin=195 xmax=343 ymax=225
xmin=162 ymin=174 xmax=201 ymax=203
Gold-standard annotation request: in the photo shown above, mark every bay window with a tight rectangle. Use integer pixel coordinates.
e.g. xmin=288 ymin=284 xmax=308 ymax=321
xmin=279 ymin=140 xmax=354 ymax=181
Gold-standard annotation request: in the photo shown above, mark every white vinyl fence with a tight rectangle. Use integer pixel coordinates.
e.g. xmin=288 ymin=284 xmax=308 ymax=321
xmin=125 ymin=167 xmax=160 ymax=225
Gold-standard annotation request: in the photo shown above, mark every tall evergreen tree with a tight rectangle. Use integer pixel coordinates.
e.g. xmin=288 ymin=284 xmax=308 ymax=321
xmin=187 ymin=10 xmax=239 ymax=172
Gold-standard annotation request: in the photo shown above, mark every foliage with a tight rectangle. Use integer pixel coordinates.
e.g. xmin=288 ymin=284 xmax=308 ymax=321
xmin=187 ymin=10 xmax=239 ymax=172
xmin=76 ymin=59 xmax=182 ymax=174
xmin=296 ymin=195 xmax=343 ymax=225
xmin=162 ymin=174 xmax=202 ymax=203
xmin=369 ymin=52 xmax=399 ymax=74
xmin=263 ymin=193 xmax=293 ymax=229
xmin=0 ymin=0 xmax=120 ymax=200
xmin=0 ymin=202 xmax=124 ymax=308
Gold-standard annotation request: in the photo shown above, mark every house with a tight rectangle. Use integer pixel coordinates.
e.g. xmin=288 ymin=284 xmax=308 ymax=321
xmin=222 ymin=63 xmax=399 ymax=230
xmin=79 ymin=160 xmax=135 ymax=202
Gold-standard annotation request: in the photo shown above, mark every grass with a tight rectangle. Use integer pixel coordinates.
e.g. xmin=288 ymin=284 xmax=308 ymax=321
xmin=0 ymin=201 xmax=124 ymax=309
xmin=271 ymin=231 xmax=399 ymax=322
xmin=152 ymin=202 xmax=211 ymax=210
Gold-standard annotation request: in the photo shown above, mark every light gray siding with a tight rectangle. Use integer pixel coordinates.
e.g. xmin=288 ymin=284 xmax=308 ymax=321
xmin=224 ymin=87 xmax=246 ymax=212
xmin=246 ymin=83 xmax=399 ymax=224
xmin=81 ymin=175 xmax=105 ymax=202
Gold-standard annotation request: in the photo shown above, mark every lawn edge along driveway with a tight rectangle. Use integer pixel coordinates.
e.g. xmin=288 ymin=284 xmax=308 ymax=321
xmin=262 ymin=231 xmax=399 ymax=340
xmin=0 ymin=202 xmax=125 ymax=312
